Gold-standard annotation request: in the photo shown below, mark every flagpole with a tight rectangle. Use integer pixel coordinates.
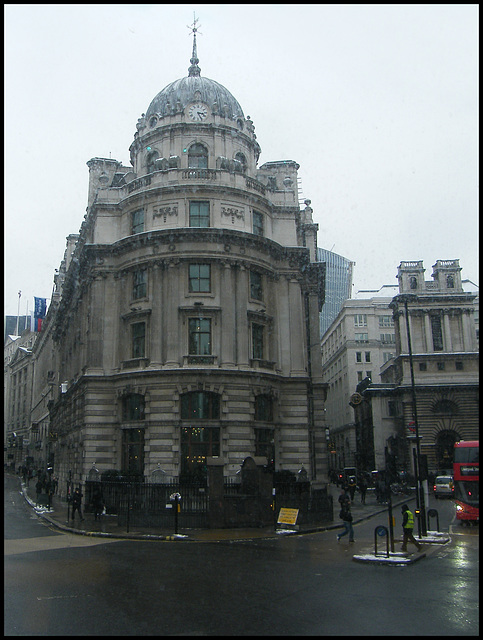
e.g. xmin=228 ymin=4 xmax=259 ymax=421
xmin=15 ymin=290 xmax=21 ymax=336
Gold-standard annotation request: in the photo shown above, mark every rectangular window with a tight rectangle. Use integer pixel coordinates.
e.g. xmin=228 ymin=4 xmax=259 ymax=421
xmin=357 ymin=371 xmax=363 ymax=382
xmin=379 ymin=315 xmax=394 ymax=327
xmin=189 ymin=201 xmax=210 ymax=227
xmin=354 ymin=314 xmax=367 ymax=327
xmin=366 ymin=371 xmax=372 ymax=380
xmin=189 ymin=318 xmax=211 ymax=355
xmin=380 ymin=333 xmax=395 ymax=344
xmin=252 ymin=323 xmax=264 ymax=359
xmin=122 ymin=428 xmax=144 ymax=477
xmin=365 ymin=351 xmax=371 ymax=362
xmin=419 ymin=362 xmax=427 ymax=371
xmin=255 ymin=428 xmax=274 ymax=465
xmin=388 ymin=401 xmax=399 ymax=417
xmin=250 ymin=271 xmax=263 ymax=301
xmin=356 ymin=352 xmax=362 ymax=363
xmin=431 ymin=315 xmax=444 ymax=351
xmin=133 ymin=268 xmax=147 ymax=299
xmin=181 ymin=426 xmax=220 ymax=480
xmin=189 ymin=264 xmax=211 ymax=292
xmin=253 ymin=210 xmax=264 ymax=236
xmin=132 ymin=322 xmax=146 ymax=358
xmin=455 ymin=361 xmax=464 ymax=371
xmin=437 ymin=361 xmax=445 ymax=371
xmin=254 ymin=395 xmax=273 ymax=421
xmin=383 ymin=352 xmax=393 ymax=363
xmin=132 ymin=209 xmax=144 ymax=234
xmin=355 ymin=333 xmax=369 ymax=343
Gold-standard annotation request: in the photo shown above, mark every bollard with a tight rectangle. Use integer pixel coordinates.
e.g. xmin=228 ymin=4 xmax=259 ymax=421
xmin=170 ymin=492 xmax=181 ymax=535
xmin=374 ymin=525 xmax=389 ymax=557
xmin=427 ymin=508 xmax=440 ymax=532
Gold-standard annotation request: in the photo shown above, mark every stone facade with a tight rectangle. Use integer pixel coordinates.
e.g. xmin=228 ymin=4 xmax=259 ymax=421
xmin=320 ymin=290 xmax=398 ymax=471
xmin=364 ymin=260 xmax=479 ymax=475
xmin=44 ymin=37 xmax=328 ymax=491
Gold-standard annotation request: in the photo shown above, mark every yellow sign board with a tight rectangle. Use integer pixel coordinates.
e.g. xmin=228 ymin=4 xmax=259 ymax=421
xmin=277 ymin=508 xmax=299 ymax=525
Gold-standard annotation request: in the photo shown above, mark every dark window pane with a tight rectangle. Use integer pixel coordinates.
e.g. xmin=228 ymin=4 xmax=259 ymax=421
xmin=188 ymin=143 xmax=208 ymax=169
xmin=189 ymin=318 xmax=211 ymax=355
xmin=189 ymin=201 xmax=210 ymax=227
xmin=132 ymin=209 xmax=144 ymax=234
xmin=253 ymin=210 xmax=264 ymax=236
xmin=189 ymin=264 xmax=211 ymax=292
xmin=132 ymin=322 xmax=146 ymax=358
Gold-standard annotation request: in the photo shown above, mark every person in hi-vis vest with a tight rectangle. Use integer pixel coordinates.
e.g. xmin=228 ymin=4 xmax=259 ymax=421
xmin=401 ymin=504 xmax=422 ymax=552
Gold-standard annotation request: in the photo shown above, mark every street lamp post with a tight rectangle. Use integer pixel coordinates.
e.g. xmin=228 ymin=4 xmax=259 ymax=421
xmin=402 ymin=296 xmax=427 ymax=537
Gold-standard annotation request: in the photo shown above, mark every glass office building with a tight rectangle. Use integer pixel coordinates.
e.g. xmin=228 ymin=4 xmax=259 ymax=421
xmin=317 ymin=248 xmax=354 ymax=338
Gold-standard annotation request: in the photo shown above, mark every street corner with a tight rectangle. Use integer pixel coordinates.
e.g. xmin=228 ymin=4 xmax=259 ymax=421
xmin=352 ymin=549 xmax=426 ymax=565
xmin=421 ymin=531 xmax=451 ymax=545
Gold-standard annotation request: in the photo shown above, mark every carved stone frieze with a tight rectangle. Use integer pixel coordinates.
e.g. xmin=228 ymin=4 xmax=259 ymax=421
xmin=153 ymin=204 xmax=178 ymax=222
xmin=221 ymin=205 xmax=245 ymax=222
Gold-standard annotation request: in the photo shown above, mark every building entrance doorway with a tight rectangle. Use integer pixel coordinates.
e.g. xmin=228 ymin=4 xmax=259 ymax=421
xmin=435 ymin=429 xmax=459 ymax=472
xmin=180 ymin=426 xmax=220 ymax=482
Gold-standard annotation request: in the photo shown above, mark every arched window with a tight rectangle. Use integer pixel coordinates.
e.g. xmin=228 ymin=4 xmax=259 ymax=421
xmin=234 ymin=152 xmax=247 ymax=173
xmin=410 ymin=276 xmax=418 ymax=290
xmin=181 ymin=391 xmax=220 ymax=419
xmin=188 ymin=143 xmax=208 ymax=169
xmin=254 ymin=394 xmax=273 ymax=421
xmin=122 ymin=393 xmax=145 ymax=421
xmin=446 ymin=275 xmax=455 ymax=288
xmin=146 ymin=150 xmax=159 ymax=173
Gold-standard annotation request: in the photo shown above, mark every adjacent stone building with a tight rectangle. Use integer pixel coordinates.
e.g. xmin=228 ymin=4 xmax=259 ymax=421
xmin=45 ymin=33 xmax=328 ymax=490
xmin=320 ymin=286 xmax=399 ymax=472
xmin=361 ymin=260 xmax=479 ymax=475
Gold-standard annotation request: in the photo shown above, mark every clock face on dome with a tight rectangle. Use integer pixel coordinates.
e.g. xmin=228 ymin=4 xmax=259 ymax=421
xmin=188 ymin=103 xmax=208 ymax=121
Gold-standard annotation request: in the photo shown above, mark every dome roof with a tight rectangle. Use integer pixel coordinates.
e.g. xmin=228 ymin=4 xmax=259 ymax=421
xmin=145 ymin=20 xmax=244 ymax=122
xmin=145 ymin=75 xmax=244 ymax=121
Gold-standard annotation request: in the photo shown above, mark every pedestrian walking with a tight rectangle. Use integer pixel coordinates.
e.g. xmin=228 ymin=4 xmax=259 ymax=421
xmin=338 ymin=486 xmax=350 ymax=508
xmin=348 ymin=475 xmax=357 ymax=501
xmin=71 ymin=488 xmax=84 ymax=522
xmin=337 ymin=498 xmax=355 ymax=543
xmin=92 ymin=487 xmax=104 ymax=521
xmin=35 ymin=479 xmax=43 ymax=506
xmin=400 ymin=504 xmax=422 ymax=552
xmin=359 ymin=475 xmax=367 ymax=504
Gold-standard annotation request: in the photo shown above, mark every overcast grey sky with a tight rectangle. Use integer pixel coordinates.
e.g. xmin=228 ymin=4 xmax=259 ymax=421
xmin=4 ymin=4 xmax=478 ymax=317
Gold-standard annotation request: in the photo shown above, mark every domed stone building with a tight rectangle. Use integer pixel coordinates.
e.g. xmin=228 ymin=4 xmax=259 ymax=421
xmin=48 ymin=27 xmax=328 ymax=489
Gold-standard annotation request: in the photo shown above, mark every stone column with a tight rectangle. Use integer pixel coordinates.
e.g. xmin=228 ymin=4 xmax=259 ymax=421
xmin=220 ymin=262 xmax=236 ymax=367
xmin=235 ymin=265 xmax=249 ymax=366
xmin=424 ymin=312 xmax=433 ymax=352
xmin=443 ymin=312 xmax=453 ymax=352
xmin=149 ymin=263 xmax=163 ymax=367
xmin=165 ymin=261 xmax=180 ymax=367
xmin=288 ymin=278 xmax=305 ymax=374
xmin=461 ymin=309 xmax=475 ymax=351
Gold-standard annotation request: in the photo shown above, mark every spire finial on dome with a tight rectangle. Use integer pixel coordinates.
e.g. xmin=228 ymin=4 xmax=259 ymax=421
xmin=187 ymin=13 xmax=201 ymax=77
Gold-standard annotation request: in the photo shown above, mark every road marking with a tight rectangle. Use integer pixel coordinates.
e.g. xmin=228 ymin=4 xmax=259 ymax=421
xmin=4 ymin=534 xmax=122 ymax=556
xmin=37 ymin=594 xmax=93 ymax=601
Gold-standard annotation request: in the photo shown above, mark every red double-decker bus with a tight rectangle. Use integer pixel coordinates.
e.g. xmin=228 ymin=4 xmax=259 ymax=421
xmin=453 ymin=440 xmax=479 ymax=524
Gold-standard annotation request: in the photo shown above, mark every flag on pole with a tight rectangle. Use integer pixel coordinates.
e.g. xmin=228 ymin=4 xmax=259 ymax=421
xmin=33 ymin=297 xmax=47 ymax=332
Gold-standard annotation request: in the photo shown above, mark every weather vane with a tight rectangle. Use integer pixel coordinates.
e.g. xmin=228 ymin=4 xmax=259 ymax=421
xmin=187 ymin=12 xmax=202 ymax=37
xmin=187 ymin=12 xmax=202 ymax=77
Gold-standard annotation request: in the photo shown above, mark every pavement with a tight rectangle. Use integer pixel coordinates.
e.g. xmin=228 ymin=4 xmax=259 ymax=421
xmin=14 ymin=475 xmax=450 ymax=562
